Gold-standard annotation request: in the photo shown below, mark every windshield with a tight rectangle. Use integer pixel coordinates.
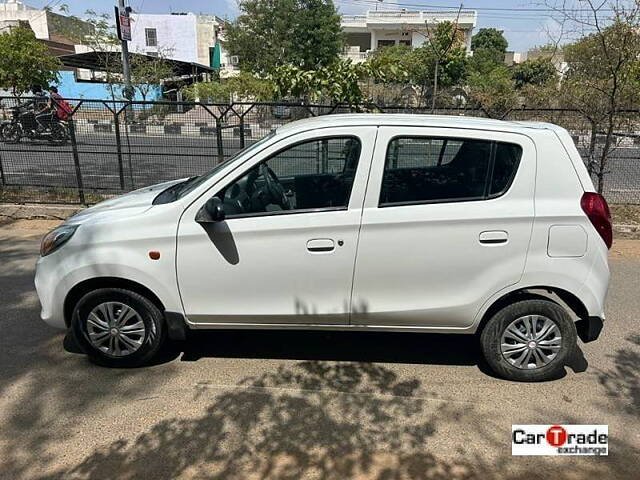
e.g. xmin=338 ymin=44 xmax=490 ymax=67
xmin=153 ymin=131 xmax=276 ymax=204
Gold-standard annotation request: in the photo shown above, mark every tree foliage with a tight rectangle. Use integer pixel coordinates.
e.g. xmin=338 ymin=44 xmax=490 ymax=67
xmin=130 ymin=54 xmax=175 ymax=102
xmin=417 ymin=21 xmax=468 ymax=108
xmin=0 ymin=26 xmax=60 ymax=95
xmin=184 ymin=72 xmax=276 ymax=102
xmin=268 ymin=58 xmax=405 ymax=104
xmin=471 ymin=28 xmax=508 ymax=63
xmin=269 ymin=60 xmax=363 ymax=104
xmin=58 ymin=8 xmax=124 ymax=99
xmin=369 ymin=22 xmax=467 ymax=107
xmin=467 ymin=66 xmax=518 ymax=118
xmin=560 ymin=17 xmax=640 ymax=191
xmin=512 ymin=58 xmax=558 ymax=89
xmin=224 ymin=0 xmax=342 ymax=74
xmin=367 ymin=45 xmax=412 ymax=85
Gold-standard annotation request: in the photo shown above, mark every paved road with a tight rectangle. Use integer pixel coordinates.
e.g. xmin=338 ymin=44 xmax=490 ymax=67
xmin=0 ymin=226 xmax=639 ymax=479
xmin=0 ymin=133 xmax=240 ymax=193
xmin=1 ymin=131 xmax=640 ymax=203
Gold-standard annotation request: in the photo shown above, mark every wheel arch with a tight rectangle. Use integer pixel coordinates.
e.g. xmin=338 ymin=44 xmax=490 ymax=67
xmin=63 ymin=277 xmax=166 ymax=328
xmin=475 ymin=286 xmax=589 ymax=335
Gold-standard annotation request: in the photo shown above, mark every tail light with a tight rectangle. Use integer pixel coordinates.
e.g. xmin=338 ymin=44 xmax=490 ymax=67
xmin=581 ymin=192 xmax=612 ymax=249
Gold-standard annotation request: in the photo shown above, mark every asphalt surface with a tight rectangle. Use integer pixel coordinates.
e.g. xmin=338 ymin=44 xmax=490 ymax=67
xmin=1 ymin=132 xmax=640 ymax=203
xmin=0 ymin=226 xmax=639 ymax=479
xmin=0 ymin=133 xmax=238 ymax=193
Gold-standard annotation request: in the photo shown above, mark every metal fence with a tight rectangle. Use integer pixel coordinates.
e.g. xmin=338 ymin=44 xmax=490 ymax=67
xmin=1 ymin=97 xmax=640 ymax=205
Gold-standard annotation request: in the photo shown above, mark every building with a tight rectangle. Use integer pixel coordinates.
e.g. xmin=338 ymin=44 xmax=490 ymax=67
xmin=341 ymin=9 xmax=478 ymax=62
xmin=504 ymin=51 xmax=526 ymax=65
xmin=504 ymin=48 xmax=567 ymax=76
xmin=0 ymin=0 xmax=87 ymax=45
xmin=128 ymin=12 xmax=238 ymax=77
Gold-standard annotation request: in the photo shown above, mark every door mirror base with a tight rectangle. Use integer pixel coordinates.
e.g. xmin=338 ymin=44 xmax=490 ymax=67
xmin=196 ymin=197 xmax=226 ymax=223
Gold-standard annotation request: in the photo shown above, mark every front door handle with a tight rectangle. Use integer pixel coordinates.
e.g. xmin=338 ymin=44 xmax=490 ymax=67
xmin=479 ymin=230 xmax=508 ymax=245
xmin=307 ymin=238 xmax=335 ymax=253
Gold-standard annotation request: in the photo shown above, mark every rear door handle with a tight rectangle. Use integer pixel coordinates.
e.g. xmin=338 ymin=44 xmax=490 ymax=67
xmin=479 ymin=230 xmax=508 ymax=245
xmin=307 ymin=238 xmax=335 ymax=253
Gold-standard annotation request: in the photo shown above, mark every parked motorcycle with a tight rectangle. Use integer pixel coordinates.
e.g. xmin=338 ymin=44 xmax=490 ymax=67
xmin=2 ymin=106 xmax=69 ymax=145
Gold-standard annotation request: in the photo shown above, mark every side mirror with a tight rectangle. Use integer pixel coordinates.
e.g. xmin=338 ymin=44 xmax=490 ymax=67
xmin=196 ymin=196 xmax=226 ymax=223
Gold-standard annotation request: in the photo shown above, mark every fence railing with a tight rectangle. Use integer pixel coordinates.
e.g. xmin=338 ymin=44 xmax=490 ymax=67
xmin=1 ymin=97 xmax=640 ymax=205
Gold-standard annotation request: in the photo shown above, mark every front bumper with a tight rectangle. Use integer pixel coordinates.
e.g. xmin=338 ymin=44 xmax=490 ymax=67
xmin=576 ymin=316 xmax=604 ymax=343
xmin=34 ymin=255 xmax=68 ymax=329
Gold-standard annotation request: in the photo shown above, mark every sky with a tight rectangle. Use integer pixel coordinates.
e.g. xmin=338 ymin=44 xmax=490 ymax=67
xmin=23 ymin=0 xmax=572 ymax=52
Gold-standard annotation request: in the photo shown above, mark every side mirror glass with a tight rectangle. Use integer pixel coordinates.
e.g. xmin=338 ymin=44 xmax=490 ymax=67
xmin=196 ymin=196 xmax=225 ymax=223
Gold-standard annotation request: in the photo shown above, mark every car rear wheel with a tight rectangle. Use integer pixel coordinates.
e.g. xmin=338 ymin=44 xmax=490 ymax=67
xmin=480 ymin=299 xmax=577 ymax=382
xmin=71 ymin=288 xmax=166 ymax=367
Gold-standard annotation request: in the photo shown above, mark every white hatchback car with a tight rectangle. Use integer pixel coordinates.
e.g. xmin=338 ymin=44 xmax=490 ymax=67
xmin=35 ymin=114 xmax=611 ymax=381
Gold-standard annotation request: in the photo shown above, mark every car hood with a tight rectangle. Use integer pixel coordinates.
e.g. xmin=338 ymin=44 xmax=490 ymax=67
xmin=67 ymin=178 xmax=186 ymax=224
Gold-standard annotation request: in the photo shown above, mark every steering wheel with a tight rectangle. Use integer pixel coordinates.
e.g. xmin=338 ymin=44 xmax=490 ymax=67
xmin=259 ymin=163 xmax=291 ymax=210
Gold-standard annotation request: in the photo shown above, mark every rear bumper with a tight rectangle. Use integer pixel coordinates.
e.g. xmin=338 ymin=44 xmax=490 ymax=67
xmin=576 ymin=316 xmax=604 ymax=343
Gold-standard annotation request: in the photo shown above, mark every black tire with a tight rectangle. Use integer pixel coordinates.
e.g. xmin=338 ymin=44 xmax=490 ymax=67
xmin=3 ymin=123 xmax=22 ymax=143
xmin=49 ymin=122 xmax=68 ymax=145
xmin=480 ymin=299 xmax=577 ymax=382
xmin=71 ymin=288 xmax=166 ymax=367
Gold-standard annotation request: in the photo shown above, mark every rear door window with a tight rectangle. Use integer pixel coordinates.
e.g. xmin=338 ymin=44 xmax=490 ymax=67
xmin=379 ymin=137 xmax=522 ymax=206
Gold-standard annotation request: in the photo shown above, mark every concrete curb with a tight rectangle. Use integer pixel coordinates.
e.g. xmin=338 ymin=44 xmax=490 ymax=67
xmin=614 ymin=224 xmax=640 ymax=235
xmin=0 ymin=204 xmax=84 ymax=221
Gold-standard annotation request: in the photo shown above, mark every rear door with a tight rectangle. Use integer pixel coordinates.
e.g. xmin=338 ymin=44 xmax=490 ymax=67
xmin=350 ymin=126 xmax=536 ymax=328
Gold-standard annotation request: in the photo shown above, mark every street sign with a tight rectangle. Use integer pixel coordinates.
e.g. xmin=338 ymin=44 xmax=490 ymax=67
xmin=115 ymin=6 xmax=131 ymax=42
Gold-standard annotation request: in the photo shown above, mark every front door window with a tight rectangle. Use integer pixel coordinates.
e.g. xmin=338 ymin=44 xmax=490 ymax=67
xmin=216 ymin=137 xmax=362 ymax=217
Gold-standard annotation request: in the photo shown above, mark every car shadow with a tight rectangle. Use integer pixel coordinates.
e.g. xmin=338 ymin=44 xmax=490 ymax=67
xmin=143 ymin=326 xmax=585 ymax=381
xmin=64 ymin=321 xmax=590 ymax=380
xmin=177 ymin=329 xmax=481 ymax=365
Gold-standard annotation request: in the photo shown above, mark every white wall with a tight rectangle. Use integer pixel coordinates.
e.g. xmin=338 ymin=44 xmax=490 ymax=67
xmin=411 ymin=31 xmax=426 ymax=48
xmin=129 ymin=13 xmax=198 ymax=62
xmin=0 ymin=2 xmax=50 ymax=40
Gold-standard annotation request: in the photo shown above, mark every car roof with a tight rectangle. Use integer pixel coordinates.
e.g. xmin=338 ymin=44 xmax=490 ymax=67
xmin=276 ymin=113 xmax=560 ymax=135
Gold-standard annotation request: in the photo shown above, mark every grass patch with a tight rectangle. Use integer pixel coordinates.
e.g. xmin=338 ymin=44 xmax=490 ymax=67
xmin=0 ymin=185 xmax=110 ymax=205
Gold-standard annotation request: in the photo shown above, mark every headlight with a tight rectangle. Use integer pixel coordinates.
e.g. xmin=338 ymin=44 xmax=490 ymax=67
xmin=40 ymin=225 xmax=79 ymax=257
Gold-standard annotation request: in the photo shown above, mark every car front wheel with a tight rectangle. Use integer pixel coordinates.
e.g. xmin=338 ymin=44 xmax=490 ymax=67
xmin=71 ymin=288 xmax=166 ymax=367
xmin=480 ymin=299 xmax=577 ymax=382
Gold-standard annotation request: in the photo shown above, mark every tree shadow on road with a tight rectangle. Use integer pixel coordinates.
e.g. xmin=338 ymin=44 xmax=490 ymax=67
xmin=38 ymin=359 xmax=638 ymax=480
xmin=597 ymin=333 xmax=640 ymax=415
xmin=0 ymin=235 xmax=179 ymax=479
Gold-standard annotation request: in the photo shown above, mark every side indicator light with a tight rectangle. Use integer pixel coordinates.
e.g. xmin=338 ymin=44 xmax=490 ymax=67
xmin=149 ymin=251 xmax=161 ymax=260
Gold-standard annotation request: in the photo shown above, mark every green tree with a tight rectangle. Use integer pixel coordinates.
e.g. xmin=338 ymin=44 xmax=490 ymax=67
xmin=225 ymin=0 xmax=342 ymax=74
xmin=57 ymin=8 xmax=123 ymax=100
xmin=268 ymin=58 xmax=400 ymax=104
xmin=471 ymin=28 xmax=508 ymax=64
xmin=409 ymin=21 xmax=468 ymax=108
xmin=512 ymin=58 xmax=558 ymax=89
xmin=367 ymin=44 xmax=412 ymax=85
xmin=130 ymin=53 xmax=175 ymax=102
xmin=561 ymin=19 xmax=640 ymax=192
xmin=184 ymin=72 xmax=276 ymax=102
xmin=0 ymin=26 xmax=60 ymax=95
xmin=467 ymin=48 xmax=502 ymax=76
xmin=467 ymin=66 xmax=518 ymax=118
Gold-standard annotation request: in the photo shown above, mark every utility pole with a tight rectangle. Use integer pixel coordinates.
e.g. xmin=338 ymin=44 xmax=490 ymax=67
xmin=115 ymin=0 xmax=134 ymax=100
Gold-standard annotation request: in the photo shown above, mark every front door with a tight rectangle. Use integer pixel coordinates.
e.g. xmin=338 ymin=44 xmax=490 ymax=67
xmin=177 ymin=127 xmax=377 ymax=325
xmin=351 ymin=126 xmax=536 ymax=328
